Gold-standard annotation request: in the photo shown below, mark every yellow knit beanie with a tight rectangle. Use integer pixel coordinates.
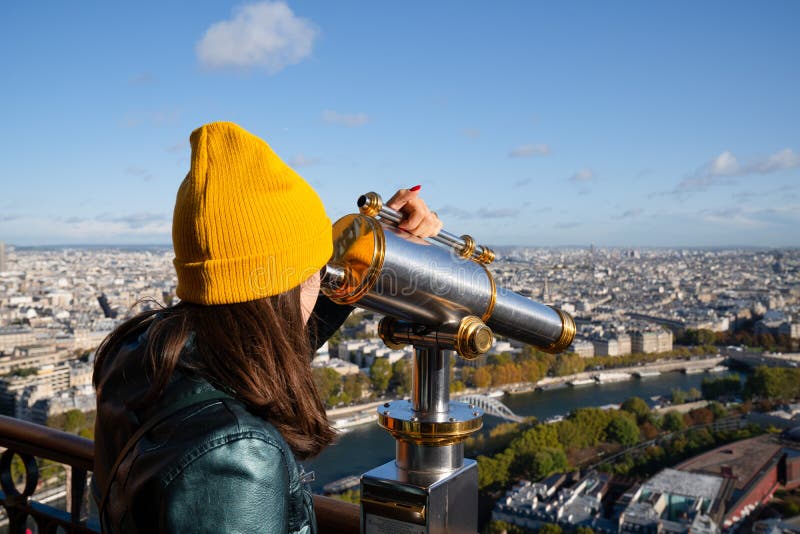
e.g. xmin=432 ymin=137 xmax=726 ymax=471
xmin=172 ymin=122 xmax=332 ymax=305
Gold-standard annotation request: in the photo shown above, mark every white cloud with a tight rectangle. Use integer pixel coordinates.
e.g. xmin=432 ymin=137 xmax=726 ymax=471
xmin=196 ymin=2 xmax=318 ymax=73
xmin=322 ymin=110 xmax=369 ymax=127
xmin=569 ymin=169 xmax=594 ymax=183
xmin=677 ymin=148 xmax=800 ymax=193
xmin=463 ymin=128 xmax=480 ymax=139
xmin=508 ymin=144 xmax=551 ymax=158
xmin=701 ymin=207 xmax=768 ymax=229
xmin=96 ymin=212 xmax=170 ymax=230
xmin=708 ymin=151 xmax=739 ymax=177
xmin=751 ymin=148 xmax=800 ymax=174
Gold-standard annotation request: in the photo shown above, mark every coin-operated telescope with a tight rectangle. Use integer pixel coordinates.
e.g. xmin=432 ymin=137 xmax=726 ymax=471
xmin=323 ymin=192 xmax=576 ymax=534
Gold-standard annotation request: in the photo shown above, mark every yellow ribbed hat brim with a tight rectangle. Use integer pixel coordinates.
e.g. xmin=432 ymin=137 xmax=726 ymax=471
xmin=174 ymin=225 xmax=331 ymax=305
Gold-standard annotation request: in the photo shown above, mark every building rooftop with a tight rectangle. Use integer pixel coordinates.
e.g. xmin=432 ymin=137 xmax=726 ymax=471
xmin=642 ymin=468 xmax=723 ymax=501
xmin=675 ymin=435 xmax=782 ymax=492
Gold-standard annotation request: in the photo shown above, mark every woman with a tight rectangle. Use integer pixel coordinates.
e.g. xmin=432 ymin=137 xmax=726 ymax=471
xmin=91 ymin=121 xmax=441 ymax=533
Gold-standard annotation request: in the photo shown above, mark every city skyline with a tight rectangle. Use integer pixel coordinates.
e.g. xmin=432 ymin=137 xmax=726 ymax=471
xmin=2 ymin=1 xmax=799 ymax=247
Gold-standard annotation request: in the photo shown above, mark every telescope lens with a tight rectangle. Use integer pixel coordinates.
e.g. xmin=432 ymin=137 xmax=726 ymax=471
xmin=323 ymin=214 xmax=385 ymax=305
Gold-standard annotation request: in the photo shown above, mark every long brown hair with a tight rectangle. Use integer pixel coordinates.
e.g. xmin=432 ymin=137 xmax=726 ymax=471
xmin=93 ymin=287 xmax=335 ymax=459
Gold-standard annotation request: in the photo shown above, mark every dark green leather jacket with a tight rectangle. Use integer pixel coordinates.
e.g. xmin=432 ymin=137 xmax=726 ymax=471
xmin=92 ymin=295 xmax=351 ymax=533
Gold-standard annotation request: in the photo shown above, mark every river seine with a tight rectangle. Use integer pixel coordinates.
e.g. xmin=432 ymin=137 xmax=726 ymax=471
xmin=305 ymin=369 xmax=736 ymax=492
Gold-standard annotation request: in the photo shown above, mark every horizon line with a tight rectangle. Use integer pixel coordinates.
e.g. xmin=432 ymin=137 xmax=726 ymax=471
xmin=4 ymin=243 xmax=800 ymax=251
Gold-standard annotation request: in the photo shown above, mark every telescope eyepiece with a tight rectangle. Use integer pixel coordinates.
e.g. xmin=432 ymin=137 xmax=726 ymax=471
xmin=357 ymin=191 xmax=382 ymax=217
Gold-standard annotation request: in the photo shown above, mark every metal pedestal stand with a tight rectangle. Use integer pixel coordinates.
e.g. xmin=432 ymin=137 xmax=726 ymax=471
xmin=360 ymin=317 xmax=493 ymax=534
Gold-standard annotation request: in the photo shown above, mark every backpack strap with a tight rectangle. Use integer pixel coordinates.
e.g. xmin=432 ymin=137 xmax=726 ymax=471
xmin=97 ymin=388 xmax=232 ymax=528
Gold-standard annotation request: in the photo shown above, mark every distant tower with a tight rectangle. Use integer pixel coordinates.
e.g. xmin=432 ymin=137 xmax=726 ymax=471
xmin=97 ymin=293 xmax=117 ymax=319
xmin=541 ymin=278 xmax=552 ymax=304
xmin=0 ymin=241 xmax=5 ymax=273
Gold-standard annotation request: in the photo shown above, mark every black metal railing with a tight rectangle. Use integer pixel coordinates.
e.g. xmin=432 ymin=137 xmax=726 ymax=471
xmin=0 ymin=415 xmax=359 ymax=533
xmin=0 ymin=414 xmax=95 ymax=533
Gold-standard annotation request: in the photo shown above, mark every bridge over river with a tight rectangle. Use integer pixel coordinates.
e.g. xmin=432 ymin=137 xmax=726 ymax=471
xmin=723 ymin=348 xmax=800 ymax=368
xmin=458 ymin=394 xmax=525 ymax=423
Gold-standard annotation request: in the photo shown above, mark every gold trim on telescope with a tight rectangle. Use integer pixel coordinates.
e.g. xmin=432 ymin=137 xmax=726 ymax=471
xmin=358 ymin=191 xmax=383 ymax=217
xmin=454 ymin=316 xmax=493 ymax=360
xmin=323 ymin=214 xmax=386 ymax=306
xmin=458 ymin=234 xmax=476 ymax=259
xmin=377 ymin=400 xmax=483 ymax=446
xmin=480 ymin=265 xmax=497 ymax=323
xmin=544 ymin=306 xmax=577 ymax=354
xmin=475 ymin=246 xmax=495 ymax=265
xmin=378 ymin=317 xmax=406 ymax=350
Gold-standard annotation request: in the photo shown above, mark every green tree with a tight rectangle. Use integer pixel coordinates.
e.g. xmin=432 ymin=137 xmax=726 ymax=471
xmin=369 ymin=358 xmax=392 ymax=392
xmin=604 ymin=414 xmax=640 ymax=447
xmin=344 ymin=372 xmax=369 ymax=400
xmin=312 ymin=367 xmax=343 ymax=408
xmin=745 ymin=366 xmax=800 ymax=400
xmin=47 ymin=409 xmax=95 ymax=436
xmin=621 ymin=397 xmax=650 ymax=423
xmin=569 ymin=408 xmax=613 ymax=447
xmin=575 ymin=527 xmax=595 ymax=534
xmin=63 ymin=409 xmax=86 ymax=433
xmin=671 ymin=388 xmax=688 ymax=404
xmin=531 ymin=448 xmax=568 ymax=479
xmin=477 ymin=450 xmax=515 ymax=489
xmin=392 ymin=359 xmax=413 ymax=396
xmin=702 ymin=375 xmax=742 ymax=400
xmin=708 ymin=401 xmax=727 ymax=420
xmin=697 ymin=329 xmax=717 ymax=346
xmin=663 ymin=411 xmax=686 ymax=432
xmin=555 ymin=419 xmax=581 ymax=446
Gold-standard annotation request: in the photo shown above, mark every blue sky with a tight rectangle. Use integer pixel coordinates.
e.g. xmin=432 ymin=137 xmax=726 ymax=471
xmin=1 ymin=1 xmax=798 ymax=247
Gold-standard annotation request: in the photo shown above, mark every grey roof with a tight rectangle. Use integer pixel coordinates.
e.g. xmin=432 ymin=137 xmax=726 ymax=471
xmin=642 ymin=468 xmax=723 ymax=501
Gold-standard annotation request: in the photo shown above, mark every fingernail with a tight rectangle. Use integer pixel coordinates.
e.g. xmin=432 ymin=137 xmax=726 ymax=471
xmin=410 ymin=185 xmax=421 ymax=192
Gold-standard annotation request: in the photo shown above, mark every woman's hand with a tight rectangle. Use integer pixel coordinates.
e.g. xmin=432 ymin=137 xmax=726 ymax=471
xmin=386 ymin=186 xmax=443 ymax=238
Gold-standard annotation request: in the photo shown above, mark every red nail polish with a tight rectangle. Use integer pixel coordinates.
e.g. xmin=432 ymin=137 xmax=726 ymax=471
xmin=410 ymin=185 xmax=421 ymax=192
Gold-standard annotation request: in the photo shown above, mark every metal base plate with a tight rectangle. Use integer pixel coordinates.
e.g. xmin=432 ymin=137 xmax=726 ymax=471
xmin=378 ymin=400 xmax=483 ymax=446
